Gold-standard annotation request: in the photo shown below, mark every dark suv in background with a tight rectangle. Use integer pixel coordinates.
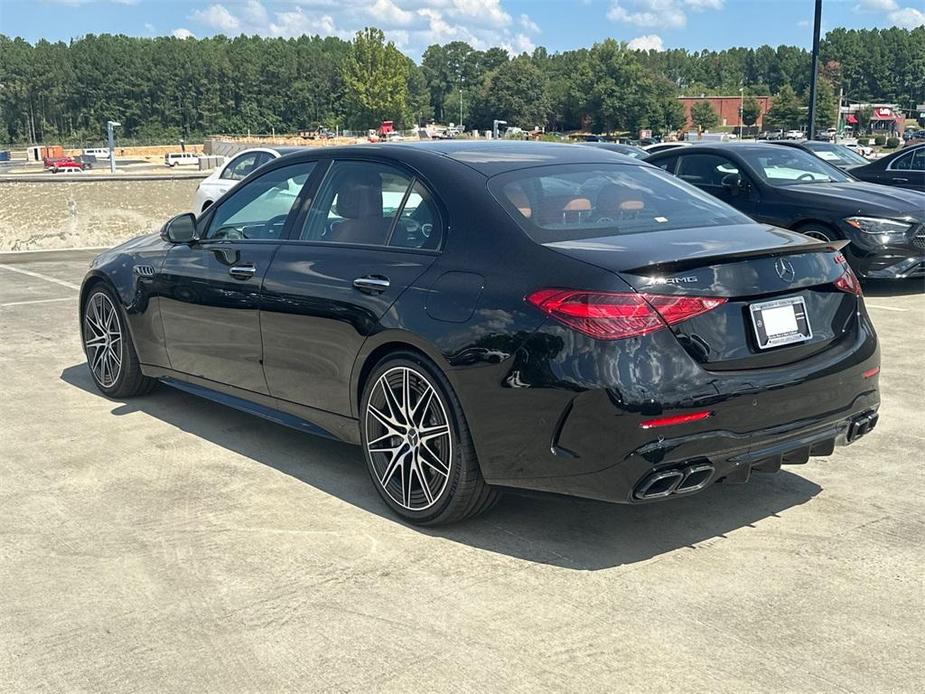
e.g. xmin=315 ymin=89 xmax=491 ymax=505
xmin=646 ymin=143 xmax=925 ymax=279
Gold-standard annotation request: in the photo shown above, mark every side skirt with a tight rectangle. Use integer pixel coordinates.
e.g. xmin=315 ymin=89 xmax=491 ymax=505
xmin=141 ymin=365 xmax=361 ymax=445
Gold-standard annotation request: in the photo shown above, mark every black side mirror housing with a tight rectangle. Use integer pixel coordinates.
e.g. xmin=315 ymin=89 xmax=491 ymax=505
xmin=162 ymin=213 xmax=198 ymax=244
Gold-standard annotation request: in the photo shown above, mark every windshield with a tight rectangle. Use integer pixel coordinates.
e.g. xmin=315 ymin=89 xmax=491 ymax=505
xmin=489 ymin=163 xmax=751 ymax=243
xmin=739 ymin=147 xmax=853 ymax=185
xmin=804 ymin=142 xmax=869 ymax=167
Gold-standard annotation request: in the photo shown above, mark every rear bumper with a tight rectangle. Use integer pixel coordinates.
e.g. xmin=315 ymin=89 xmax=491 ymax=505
xmin=479 ymin=312 xmax=880 ymax=504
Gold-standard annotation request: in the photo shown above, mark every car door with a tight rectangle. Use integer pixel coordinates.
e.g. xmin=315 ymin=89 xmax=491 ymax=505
xmin=158 ymin=161 xmax=315 ymax=393
xmin=260 ymin=159 xmax=443 ymax=415
xmin=674 ymin=152 xmax=764 ymax=221
xmin=884 ymin=148 xmax=925 ymax=191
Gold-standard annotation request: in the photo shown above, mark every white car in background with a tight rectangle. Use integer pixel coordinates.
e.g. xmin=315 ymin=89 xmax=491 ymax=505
xmin=192 ymin=147 xmax=303 ymax=214
xmin=842 ymin=141 xmax=874 ymax=157
xmin=785 ymin=129 xmax=804 ymax=140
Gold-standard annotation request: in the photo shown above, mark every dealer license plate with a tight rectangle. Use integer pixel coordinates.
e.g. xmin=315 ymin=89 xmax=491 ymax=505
xmin=749 ymin=296 xmax=812 ymax=349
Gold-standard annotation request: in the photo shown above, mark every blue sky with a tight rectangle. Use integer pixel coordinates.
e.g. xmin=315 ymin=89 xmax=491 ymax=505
xmin=1 ymin=0 xmax=923 ymax=58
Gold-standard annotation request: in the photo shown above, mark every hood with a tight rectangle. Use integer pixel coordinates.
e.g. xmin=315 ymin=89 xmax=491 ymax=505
xmin=782 ymin=181 xmax=925 ymax=220
xmin=90 ymin=232 xmax=167 ymax=268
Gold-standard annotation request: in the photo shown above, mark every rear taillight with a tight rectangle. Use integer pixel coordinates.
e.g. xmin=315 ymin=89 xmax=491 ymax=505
xmin=834 ymin=265 xmax=862 ymax=296
xmin=525 ymin=289 xmax=726 ymax=340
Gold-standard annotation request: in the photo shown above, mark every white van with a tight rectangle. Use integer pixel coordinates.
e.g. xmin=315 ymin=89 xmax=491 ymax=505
xmin=82 ymin=147 xmax=110 ymax=158
xmin=164 ymin=152 xmax=200 ymax=167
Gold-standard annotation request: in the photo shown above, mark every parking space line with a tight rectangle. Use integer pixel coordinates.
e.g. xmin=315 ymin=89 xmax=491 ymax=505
xmin=0 ymin=297 xmax=76 ymax=307
xmin=0 ymin=264 xmax=80 ymax=291
xmin=865 ymin=304 xmax=909 ymax=312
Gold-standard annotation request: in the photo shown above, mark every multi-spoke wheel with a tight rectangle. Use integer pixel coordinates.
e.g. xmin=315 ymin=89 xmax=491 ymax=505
xmin=83 ymin=291 xmax=123 ymax=388
xmin=81 ymin=285 xmax=156 ymax=397
xmin=360 ymin=354 xmax=500 ymax=525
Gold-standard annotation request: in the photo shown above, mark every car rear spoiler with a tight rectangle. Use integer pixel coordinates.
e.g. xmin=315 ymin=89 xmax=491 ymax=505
xmin=623 ymin=238 xmax=850 ymax=275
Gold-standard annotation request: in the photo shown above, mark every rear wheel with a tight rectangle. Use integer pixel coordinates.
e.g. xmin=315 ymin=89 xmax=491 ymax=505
xmin=82 ymin=285 xmax=156 ymax=398
xmin=360 ymin=353 xmax=500 ymax=525
xmin=796 ymin=223 xmax=835 ymax=242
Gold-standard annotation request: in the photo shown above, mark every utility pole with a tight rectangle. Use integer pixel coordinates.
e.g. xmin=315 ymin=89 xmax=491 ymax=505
xmin=739 ymin=86 xmax=744 ymax=138
xmin=807 ymin=0 xmax=823 ymax=139
xmin=107 ymin=120 xmax=121 ymax=173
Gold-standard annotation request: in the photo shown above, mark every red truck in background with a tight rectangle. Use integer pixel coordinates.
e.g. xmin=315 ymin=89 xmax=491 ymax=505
xmin=367 ymin=121 xmax=396 ymax=142
xmin=43 ymin=155 xmax=85 ymax=172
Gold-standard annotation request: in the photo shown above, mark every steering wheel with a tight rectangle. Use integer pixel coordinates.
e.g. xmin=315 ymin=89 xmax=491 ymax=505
xmin=211 ymin=226 xmax=245 ymax=240
xmin=797 ymin=173 xmax=816 ymax=181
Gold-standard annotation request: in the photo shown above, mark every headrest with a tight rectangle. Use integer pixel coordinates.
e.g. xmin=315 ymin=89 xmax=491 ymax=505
xmin=504 ymin=183 xmax=533 ymax=218
xmin=334 ymin=170 xmax=383 ymax=219
xmin=596 ymin=183 xmax=644 ymax=213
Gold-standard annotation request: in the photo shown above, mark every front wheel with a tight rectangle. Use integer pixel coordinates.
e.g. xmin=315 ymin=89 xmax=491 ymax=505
xmin=360 ymin=354 xmax=500 ymax=525
xmin=82 ymin=285 xmax=156 ymax=398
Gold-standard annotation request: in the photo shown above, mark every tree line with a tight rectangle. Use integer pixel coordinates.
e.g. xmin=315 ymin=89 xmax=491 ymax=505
xmin=1 ymin=25 xmax=922 ymax=145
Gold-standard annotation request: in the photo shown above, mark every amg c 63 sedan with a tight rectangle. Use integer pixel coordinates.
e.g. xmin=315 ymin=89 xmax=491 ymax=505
xmin=80 ymin=142 xmax=881 ymax=525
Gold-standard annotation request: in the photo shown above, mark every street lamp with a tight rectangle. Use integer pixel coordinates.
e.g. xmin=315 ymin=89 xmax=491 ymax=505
xmin=739 ymin=87 xmax=744 ymax=138
xmin=107 ymin=120 xmax=121 ymax=173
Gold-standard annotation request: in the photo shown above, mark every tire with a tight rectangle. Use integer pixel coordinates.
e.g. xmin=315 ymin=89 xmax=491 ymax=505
xmin=359 ymin=352 xmax=500 ymax=525
xmin=796 ymin=223 xmax=835 ymax=242
xmin=82 ymin=285 xmax=156 ymax=398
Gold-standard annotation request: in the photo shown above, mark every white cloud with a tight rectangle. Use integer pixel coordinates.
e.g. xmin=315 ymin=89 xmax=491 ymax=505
xmin=627 ymin=34 xmax=665 ymax=51
xmin=797 ymin=19 xmax=810 ymax=27
xmin=519 ymin=13 xmax=540 ymax=34
xmin=171 ymin=28 xmax=196 ymax=39
xmin=888 ymin=7 xmax=925 ymax=27
xmin=607 ymin=0 xmax=687 ymax=28
xmin=854 ymin=0 xmax=925 ymax=28
xmin=191 ymin=4 xmax=241 ymax=32
xmin=607 ymin=0 xmax=723 ymax=29
xmin=179 ymin=1 xmax=541 ymax=58
xmin=854 ymin=0 xmax=898 ymax=10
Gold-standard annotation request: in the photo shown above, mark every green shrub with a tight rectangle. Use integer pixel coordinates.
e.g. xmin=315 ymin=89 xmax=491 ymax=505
xmin=857 ymin=137 xmax=869 ymax=145
xmin=873 ymin=135 xmax=886 ymax=146
xmin=885 ymin=137 xmax=900 ymax=149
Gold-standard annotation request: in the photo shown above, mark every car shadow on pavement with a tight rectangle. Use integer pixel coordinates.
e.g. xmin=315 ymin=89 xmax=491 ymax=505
xmin=861 ymin=278 xmax=924 ymax=297
xmin=62 ymin=364 xmax=822 ymax=571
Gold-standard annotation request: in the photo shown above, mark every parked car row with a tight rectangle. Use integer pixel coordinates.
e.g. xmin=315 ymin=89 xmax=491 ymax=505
xmin=645 ymin=142 xmax=924 ymax=279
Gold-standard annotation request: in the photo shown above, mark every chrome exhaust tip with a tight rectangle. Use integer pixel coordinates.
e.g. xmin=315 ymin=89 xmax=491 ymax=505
xmin=634 ymin=469 xmax=686 ymax=500
xmin=674 ymin=463 xmax=715 ymax=494
xmin=634 ymin=462 xmax=715 ymax=500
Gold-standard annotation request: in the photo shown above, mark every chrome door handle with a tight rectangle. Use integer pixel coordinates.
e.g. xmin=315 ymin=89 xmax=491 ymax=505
xmin=229 ymin=265 xmax=257 ymax=279
xmin=892 ymin=177 xmax=908 ymax=183
xmin=353 ymin=276 xmax=390 ymax=293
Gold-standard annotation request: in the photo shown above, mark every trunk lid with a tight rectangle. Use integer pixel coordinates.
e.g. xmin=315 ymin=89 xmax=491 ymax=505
xmin=544 ymin=223 xmax=858 ymax=369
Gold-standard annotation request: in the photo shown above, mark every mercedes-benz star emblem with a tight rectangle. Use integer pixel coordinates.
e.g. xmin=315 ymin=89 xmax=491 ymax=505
xmin=775 ymin=257 xmax=795 ymax=281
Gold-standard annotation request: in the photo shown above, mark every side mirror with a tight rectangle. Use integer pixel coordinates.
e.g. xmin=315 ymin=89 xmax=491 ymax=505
xmin=162 ymin=213 xmax=198 ymax=244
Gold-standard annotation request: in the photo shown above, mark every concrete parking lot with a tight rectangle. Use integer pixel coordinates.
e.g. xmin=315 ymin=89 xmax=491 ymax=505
xmin=0 ymin=249 xmax=922 ymax=693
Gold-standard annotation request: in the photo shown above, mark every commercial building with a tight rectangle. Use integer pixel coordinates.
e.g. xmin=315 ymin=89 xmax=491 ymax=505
xmin=678 ymin=95 xmax=773 ymax=128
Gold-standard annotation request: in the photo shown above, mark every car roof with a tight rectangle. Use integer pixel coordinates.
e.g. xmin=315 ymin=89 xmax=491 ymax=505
xmin=646 ymin=142 xmax=799 ymax=157
xmin=274 ymin=140 xmax=649 ymax=176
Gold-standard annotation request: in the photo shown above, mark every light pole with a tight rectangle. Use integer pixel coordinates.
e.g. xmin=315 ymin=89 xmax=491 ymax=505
xmin=107 ymin=120 xmax=121 ymax=173
xmin=807 ymin=0 xmax=823 ymax=139
xmin=459 ymin=77 xmax=464 ymax=132
xmin=739 ymin=87 xmax=744 ymax=138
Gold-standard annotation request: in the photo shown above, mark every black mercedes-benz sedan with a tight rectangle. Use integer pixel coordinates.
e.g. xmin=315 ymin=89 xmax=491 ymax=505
xmin=847 ymin=143 xmax=925 ymax=192
xmin=80 ymin=142 xmax=880 ymax=525
xmin=646 ymin=143 xmax=925 ymax=279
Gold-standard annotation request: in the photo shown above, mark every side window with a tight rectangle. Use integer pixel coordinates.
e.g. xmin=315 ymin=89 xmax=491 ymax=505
xmin=299 ymin=161 xmax=434 ymax=248
xmin=205 ymin=163 xmax=314 ymax=241
xmin=892 ymin=149 xmax=924 ymax=171
xmin=676 ymin=154 xmax=740 ymax=187
xmin=911 ymin=148 xmax=925 ymax=171
xmin=652 ymin=156 xmax=678 ymax=173
xmin=390 ymin=181 xmax=443 ymax=250
xmin=221 ymin=152 xmax=259 ymax=180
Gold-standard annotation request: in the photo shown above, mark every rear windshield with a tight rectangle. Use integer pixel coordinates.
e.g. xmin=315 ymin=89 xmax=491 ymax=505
xmin=488 ymin=163 xmax=750 ymax=243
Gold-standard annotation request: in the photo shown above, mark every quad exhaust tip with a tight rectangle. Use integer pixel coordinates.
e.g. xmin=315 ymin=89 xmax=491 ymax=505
xmin=634 ymin=462 xmax=715 ymax=500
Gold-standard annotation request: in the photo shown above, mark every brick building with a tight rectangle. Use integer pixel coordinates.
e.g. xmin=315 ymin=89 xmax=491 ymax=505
xmin=678 ymin=95 xmax=773 ymax=129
